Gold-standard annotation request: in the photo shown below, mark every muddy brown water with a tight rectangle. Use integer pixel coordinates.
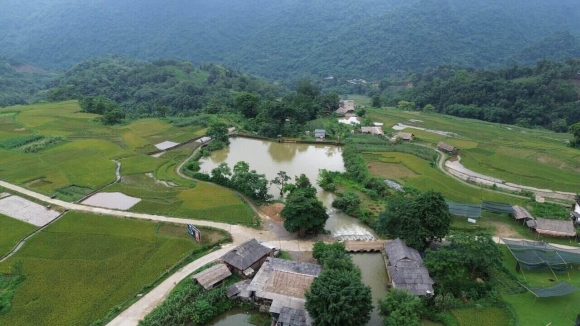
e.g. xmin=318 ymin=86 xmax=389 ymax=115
xmin=198 ymin=137 xmax=376 ymax=238
xmin=206 ymin=308 xmax=255 ymax=326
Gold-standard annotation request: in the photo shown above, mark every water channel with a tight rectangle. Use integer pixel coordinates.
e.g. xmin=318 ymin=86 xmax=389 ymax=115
xmin=198 ymin=137 xmax=376 ymax=239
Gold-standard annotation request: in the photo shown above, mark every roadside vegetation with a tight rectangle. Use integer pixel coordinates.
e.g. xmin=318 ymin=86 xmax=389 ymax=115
xmin=0 ymin=212 xmax=230 ymax=326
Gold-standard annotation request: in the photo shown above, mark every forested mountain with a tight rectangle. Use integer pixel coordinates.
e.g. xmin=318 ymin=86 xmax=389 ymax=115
xmin=387 ymin=59 xmax=580 ymax=131
xmin=0 ymin=58 xmax=53 ymax=107
xmin=47 ymin=56 xmax=280 ymax=118
xmin=1 ymin=0 xmax=579 ymax=80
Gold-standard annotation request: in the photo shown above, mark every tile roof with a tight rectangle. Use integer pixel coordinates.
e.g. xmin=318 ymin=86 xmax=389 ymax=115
xmin=191 ymin=263 xmax=232 ymax=290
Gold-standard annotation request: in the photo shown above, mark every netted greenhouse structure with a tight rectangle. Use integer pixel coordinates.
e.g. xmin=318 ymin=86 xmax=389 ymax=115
xmin=522 ymin=282 xmax=579 ymax=298
xmin=502 ymin=238 xmax=580 ymax=272
xmin=481 ymin=201 xmax=515 ymax=214
xmin=447 ymin=201 xmax=482 ymax=218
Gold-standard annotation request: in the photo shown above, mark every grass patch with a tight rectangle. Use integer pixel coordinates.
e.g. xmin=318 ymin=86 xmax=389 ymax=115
xmin=0 ymin=212 xmax=228 ymax=326
xmin=451 ymin=307 xmax=509 ymax=326
xmin=0 ymin=214 xmax=37 ymax=257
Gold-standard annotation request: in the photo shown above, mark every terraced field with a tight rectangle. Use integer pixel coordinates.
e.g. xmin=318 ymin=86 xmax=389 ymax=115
xmin=0 ymin=102 xmax=204 ymax=197
xmin=367 ymin=109 xmax=580 ymax=192
xmin=0 ymin=212 xmax=229 ymax=326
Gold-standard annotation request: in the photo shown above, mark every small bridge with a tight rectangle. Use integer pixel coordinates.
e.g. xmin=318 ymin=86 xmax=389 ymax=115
xmin=344 ymin=240 xmax=387 ymax=253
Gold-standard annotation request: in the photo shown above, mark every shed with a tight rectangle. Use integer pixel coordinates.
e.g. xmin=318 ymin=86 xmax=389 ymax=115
xmin=192 ymin=263 xmax=232 ymax=290
xmin=336 ymin=100 xmax=355 ymax=115
xmin=314 ymin=129 xmax=326 ymax=139
xmin=385 ymin=238 xmax=434 ymax=296
xmin=227 ymin=279 xmax=252 ymax=298
xmin=195 ymin=136 xmax=212 ymax=144
xmin=437 ymin=141 xmax=458 ymax=155
xmin=221 ymin=238 xmax=273 ymax=278
xmin=361 ymin=126 xmax=384 ymax=136
xmin=526 ymin=218 xmax=577 ymax=237
xmin=395 ymin=132 xmax=414 ymax=141
xmin=512 ymin=206 xmax=534 ymax=221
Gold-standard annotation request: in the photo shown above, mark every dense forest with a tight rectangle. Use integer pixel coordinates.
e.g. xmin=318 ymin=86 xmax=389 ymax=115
xmin=46 ymin=56 xmax=280 ymax=118
xmin=0 ymin=58 xmax=53 ymax=107
xmin=386 ymin=59 xmax=580 ymax=131
xmin=1 ymin=0 xmax=580 ymax=80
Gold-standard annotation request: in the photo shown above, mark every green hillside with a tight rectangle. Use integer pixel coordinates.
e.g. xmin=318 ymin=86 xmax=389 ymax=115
xmin=1 ymin=0 xmax=579 ymax=79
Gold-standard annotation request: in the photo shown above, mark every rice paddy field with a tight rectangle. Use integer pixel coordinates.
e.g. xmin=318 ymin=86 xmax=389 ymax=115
xmin=0 ymin=212 xmax=229 ymax=326
xmin=0 ymin=101 xmax=206 ymax=198
xmin=363 ymin=151 xmax=524 ymax=205
xmin=0 ymin=213 xmax=36 ymax=257
xmin=367 ymin=108 xmax=580 ymax=193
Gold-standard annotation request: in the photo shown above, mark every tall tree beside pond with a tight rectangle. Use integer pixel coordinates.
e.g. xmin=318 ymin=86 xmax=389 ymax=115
xmin=281 ymin=174 xmax=328 ymax=236
xmin=378 ymin=289 xmax=422 ymax=326
xmin=270 ymin=171 xmax=291 ymax=198
xmin=207 ymin=121 xmax=230 ymax=145
xmin=378 ymin=190 xmax=451 ymax=251
xmin=306 ymin=269 xmax=373 ymax=326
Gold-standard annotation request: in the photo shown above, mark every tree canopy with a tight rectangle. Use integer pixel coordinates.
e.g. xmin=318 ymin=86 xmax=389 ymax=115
xmin=305 ymin=269 xmax=373 ymax=326
xmin=281 ymin=175 xmax=328 ymax=236
xmin=378 ymin=289 xmax=422 ymax=326
xmin=378 ymin=190 xmax=451 ymax=250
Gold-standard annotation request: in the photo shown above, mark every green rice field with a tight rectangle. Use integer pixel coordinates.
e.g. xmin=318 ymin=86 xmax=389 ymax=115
xmin=0 ymin=214 xmax=36 ymax=257
xmin=0 ymin=101 xmax=206 ymax=197
xmin=367 ymin=108 xmax=580 ymax=192
xmin=0 ymin=212 xmax=229 ymax=326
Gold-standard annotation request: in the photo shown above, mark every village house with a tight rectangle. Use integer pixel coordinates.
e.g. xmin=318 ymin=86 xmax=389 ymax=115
xmin=360 ymin=126 xmax=384 ymax=136
xmin=191 ymin=263 xmax=232 ymax=290
xmin=336 ymin=100 xmax=355 ymax=116
xmin=385 ymin=238 xmax=434 ymax=296
xmin=437 ymin=141 xmax=458 ymax=155
xmin=511 ymin=205 xmax=534 ymax=224
xmin=221 ymin=238 xmax=274 ymax=278
xmin=314 ymin=129 xmax=326 ymax=140
xmin=526 ymin=218 xmax=577 ymax=237
xmin=243 ymin=257 xmax=322 ymax=326
xmin=392 ymin=132 xmax=414 ymax=142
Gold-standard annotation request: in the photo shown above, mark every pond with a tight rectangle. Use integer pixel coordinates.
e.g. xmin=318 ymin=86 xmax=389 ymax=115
xmin=198 ymin=137 xmax=375 ymax=238
xmin=206 ymin=308 xmax=256 ymax=326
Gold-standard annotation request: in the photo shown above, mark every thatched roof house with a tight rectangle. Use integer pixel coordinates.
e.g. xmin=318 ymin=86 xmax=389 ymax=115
xmin=385 ymin=238 xmax=434 ymax=296
xmin=394 ymin=132 xmax=414 ymax=141
xmin=512 ymin=206 xmax=534 ymax=221
xmin=336 ymin=100 xmax=355 ymax=115
xmin=361 ymin=126 xmax=384 ymax=136
xmin=526 ymin=218 xmax=577 ymax=237
xmin=192 ymin=263 xmax=232 ymax=290
xmin=437 ymin=141 xmax=458 ymax=155
xmin=246 ymin=257 xmax=322 ymax=326
xmin=221 ymin=239 xmax=273 ymax=277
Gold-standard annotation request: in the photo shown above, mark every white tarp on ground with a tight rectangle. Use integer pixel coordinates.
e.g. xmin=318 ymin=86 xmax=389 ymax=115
xmin=0 ymin=194 xmax=60 ymax=226
xmin=338 ymin=117 xmax=360 ymax=125
xmin=82 ymin=192 xmax=141 ymax=210
xmin=154 ymin=141 xmax=180 ymax=150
